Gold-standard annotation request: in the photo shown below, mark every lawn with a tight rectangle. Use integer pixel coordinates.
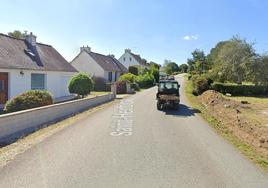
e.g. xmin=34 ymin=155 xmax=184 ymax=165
xmin=184 ymin=74 xmax=268 ymax=172
xmin=90 ymin=91 xmax=111 ymax=96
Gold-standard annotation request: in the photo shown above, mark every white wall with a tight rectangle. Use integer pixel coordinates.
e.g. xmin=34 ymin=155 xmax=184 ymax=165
xmin=46 ymin=71 xmax=75 ymax=98
xmin=0 ymin=68 xmax=75 ymax=102
xmin=71 ymin=51 xmax=105 ymax=78
xmin=118 ymin=52 xmax=140 ymax=68
xmin=0 ymin=93 xmax=115 ymax=144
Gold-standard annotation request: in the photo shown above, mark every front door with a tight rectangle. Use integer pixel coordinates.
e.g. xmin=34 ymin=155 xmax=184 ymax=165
xmin=0 ymin=73 xmax=8 ymax=104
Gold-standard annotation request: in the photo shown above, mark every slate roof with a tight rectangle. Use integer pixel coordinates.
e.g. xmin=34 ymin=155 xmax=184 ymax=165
xmin=0 ymin=33 xmax=77 ymax=72
xmin=73 ymin=50 xmax=128 ymax=73
xmin=129 ymin=52 xmax=149 ymax=67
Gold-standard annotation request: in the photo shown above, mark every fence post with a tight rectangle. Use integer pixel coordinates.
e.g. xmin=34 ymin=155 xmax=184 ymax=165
xmin=111 ymin=83 xmax=117 ymax=98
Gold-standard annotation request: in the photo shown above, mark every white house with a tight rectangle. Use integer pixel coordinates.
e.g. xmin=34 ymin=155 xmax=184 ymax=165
xmin=118 ymin=49 xmax=149 ymax=69
xmin=71 ymin=46 xmax=127 ymax=82
xmin=0 ymin=32 xmax=77 ymax=107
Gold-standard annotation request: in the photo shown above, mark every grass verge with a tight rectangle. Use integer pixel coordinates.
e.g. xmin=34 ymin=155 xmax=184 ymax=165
xmin=184 ymin=75 xmax=268 ymax=173
xmin=90 ymin=91 xmax=111 ymax=96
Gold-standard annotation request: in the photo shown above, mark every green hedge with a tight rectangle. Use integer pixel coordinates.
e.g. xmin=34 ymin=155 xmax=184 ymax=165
xmin=212 ymin=83 xmax=268 ymax=96
xmin=191 ymin=74 xmax=213 ymax=95
xmin=4 ymin=90 xmax=53 ymax=113
xmin=135 ymin=73 xmax=154 ymax=88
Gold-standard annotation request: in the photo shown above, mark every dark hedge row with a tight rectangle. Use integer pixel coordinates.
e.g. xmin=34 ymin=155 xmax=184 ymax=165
xmin=212 ymin=83 xmax=268 ymax=96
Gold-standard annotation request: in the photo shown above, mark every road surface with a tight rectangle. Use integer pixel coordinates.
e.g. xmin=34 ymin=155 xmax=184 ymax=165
xmin=0 ymin=75 xmax=267 ymax=188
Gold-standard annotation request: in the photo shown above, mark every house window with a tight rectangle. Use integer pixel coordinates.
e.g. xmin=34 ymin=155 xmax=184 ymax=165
xmin=114 ymin=72 xmax=117 ymax=81
xmin=108 ymin=72 xmax=113 ymax=82
xmin=123 ymin=57 xmax=126 ymax=61
xmin=31 ymin=73 xmax=45 ymax=90
xmin=0 ymin=80 xmax=4 ymax=91
xmin=129 ymin=57 xmax=132 ymax=61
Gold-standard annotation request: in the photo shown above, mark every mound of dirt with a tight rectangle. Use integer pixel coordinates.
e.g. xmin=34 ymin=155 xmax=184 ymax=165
xmin=199 ymin=90 xmax=268 ymax=157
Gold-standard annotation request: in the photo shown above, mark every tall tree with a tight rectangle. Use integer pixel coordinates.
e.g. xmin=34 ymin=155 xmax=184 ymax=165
xmin=163 ymin=61 xmax=179 ymax=75
xmin=247 ymin=55 xmax=268 ymax=85
xmin=213 ymin=36 xmax=256 ymax=84
xmin=192 ymin=49 xmax=206 ymax=62
xmin=179 ymin=64 xmax=188 ymax=73
xmin=187 ymin=58 xmax=195 ymax=71
xmin=207 ymin=41 xmax=230 ymax=69
xmin=187 ymin=49 xmax=208 ymax=74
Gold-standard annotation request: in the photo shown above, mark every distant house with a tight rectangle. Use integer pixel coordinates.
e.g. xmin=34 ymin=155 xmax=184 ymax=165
xmin=118 ymin=49 xmax=149 ymax=69
xmin=71 ymin=46 xmax=127 ymax=82
xmin=0 ymin=33 xmax=77 ymax=107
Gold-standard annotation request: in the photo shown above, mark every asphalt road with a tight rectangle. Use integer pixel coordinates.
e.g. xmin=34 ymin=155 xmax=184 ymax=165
xmin=0 ymin=75 xmax=268 ymax=188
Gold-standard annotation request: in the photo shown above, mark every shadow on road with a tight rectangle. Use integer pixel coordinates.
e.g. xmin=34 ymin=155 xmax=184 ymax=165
xmin=161 ymin=104 xmax=201 ymax=117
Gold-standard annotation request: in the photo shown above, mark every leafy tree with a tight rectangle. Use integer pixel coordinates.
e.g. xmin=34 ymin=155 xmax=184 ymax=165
xmin=8 ymin=30 xmax=24 ymax=39
xmin=192 ymin=49 xmax=206 ymax=62
xmin=207 ymin=41 xmax=230 ymax=65
xmin=212 ymin=36 xmax=256 ymax=84
xmin=247 ymin=55 xmax=268 ymax=85
xmin=187 ymin=49 xmax=208 ymax=74
xmin=186 ymin=58 xmax=195 ymax=71
xmin=68 ymin=73 xmax=94 ymax=97
xmin=163 ymin=61 xmax=179 ymax=75
xmin=179 ymin=64 xmax=188 ymax=73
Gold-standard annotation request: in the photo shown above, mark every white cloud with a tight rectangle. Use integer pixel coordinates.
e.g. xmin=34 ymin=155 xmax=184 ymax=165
xmin=183 ymin=35 xmax=199 ymax=40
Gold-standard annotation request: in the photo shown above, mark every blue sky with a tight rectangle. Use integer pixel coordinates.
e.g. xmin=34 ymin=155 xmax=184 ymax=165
xmin=1 ymin=0 xmax=268 ymax=65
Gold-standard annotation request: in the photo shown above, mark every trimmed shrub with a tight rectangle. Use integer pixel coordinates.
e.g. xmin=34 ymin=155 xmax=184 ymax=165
xmin=130 ymin=83 xmax=140 ymax=91
xmin=92 ymin=76 xmax=111 ymax=91
xmin=116 ymin=80 xmax=128 ymax=94
xmin=119 ymin=73 xmax=137 ymax=83
xmin=135 ymin=73 xmax=155 ymax=88
xmin=68 ymin=73 xmax=94 ymax=97
xmin=192 ymin=75 xmax=212 ymax=95
xmin=212 ymin=83 xmax=268 ymax=96
xmin=4 ymin=90 xmax=53 ymax=113
xmin=128 ymin=66 xmax=139 ymax=75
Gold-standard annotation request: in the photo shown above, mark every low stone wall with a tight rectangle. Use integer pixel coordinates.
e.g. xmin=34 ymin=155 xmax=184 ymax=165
xmin=0 ymin=94 xmax=115 ymax=145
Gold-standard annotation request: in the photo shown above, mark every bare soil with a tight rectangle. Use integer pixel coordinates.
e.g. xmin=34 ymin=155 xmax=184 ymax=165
xmin=199 ymin=90 xmax=268 ymax=158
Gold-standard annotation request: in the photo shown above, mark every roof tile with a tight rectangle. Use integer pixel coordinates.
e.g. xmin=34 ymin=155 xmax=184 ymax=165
xmin=0 ymin=33 xmax=77 ymax=72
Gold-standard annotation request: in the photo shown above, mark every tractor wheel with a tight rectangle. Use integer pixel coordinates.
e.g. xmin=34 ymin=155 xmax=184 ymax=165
xmin=157 ymin=102 xmax=162 ymax=110
xmin=173 ymin=103 xmax=179 ymax=110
